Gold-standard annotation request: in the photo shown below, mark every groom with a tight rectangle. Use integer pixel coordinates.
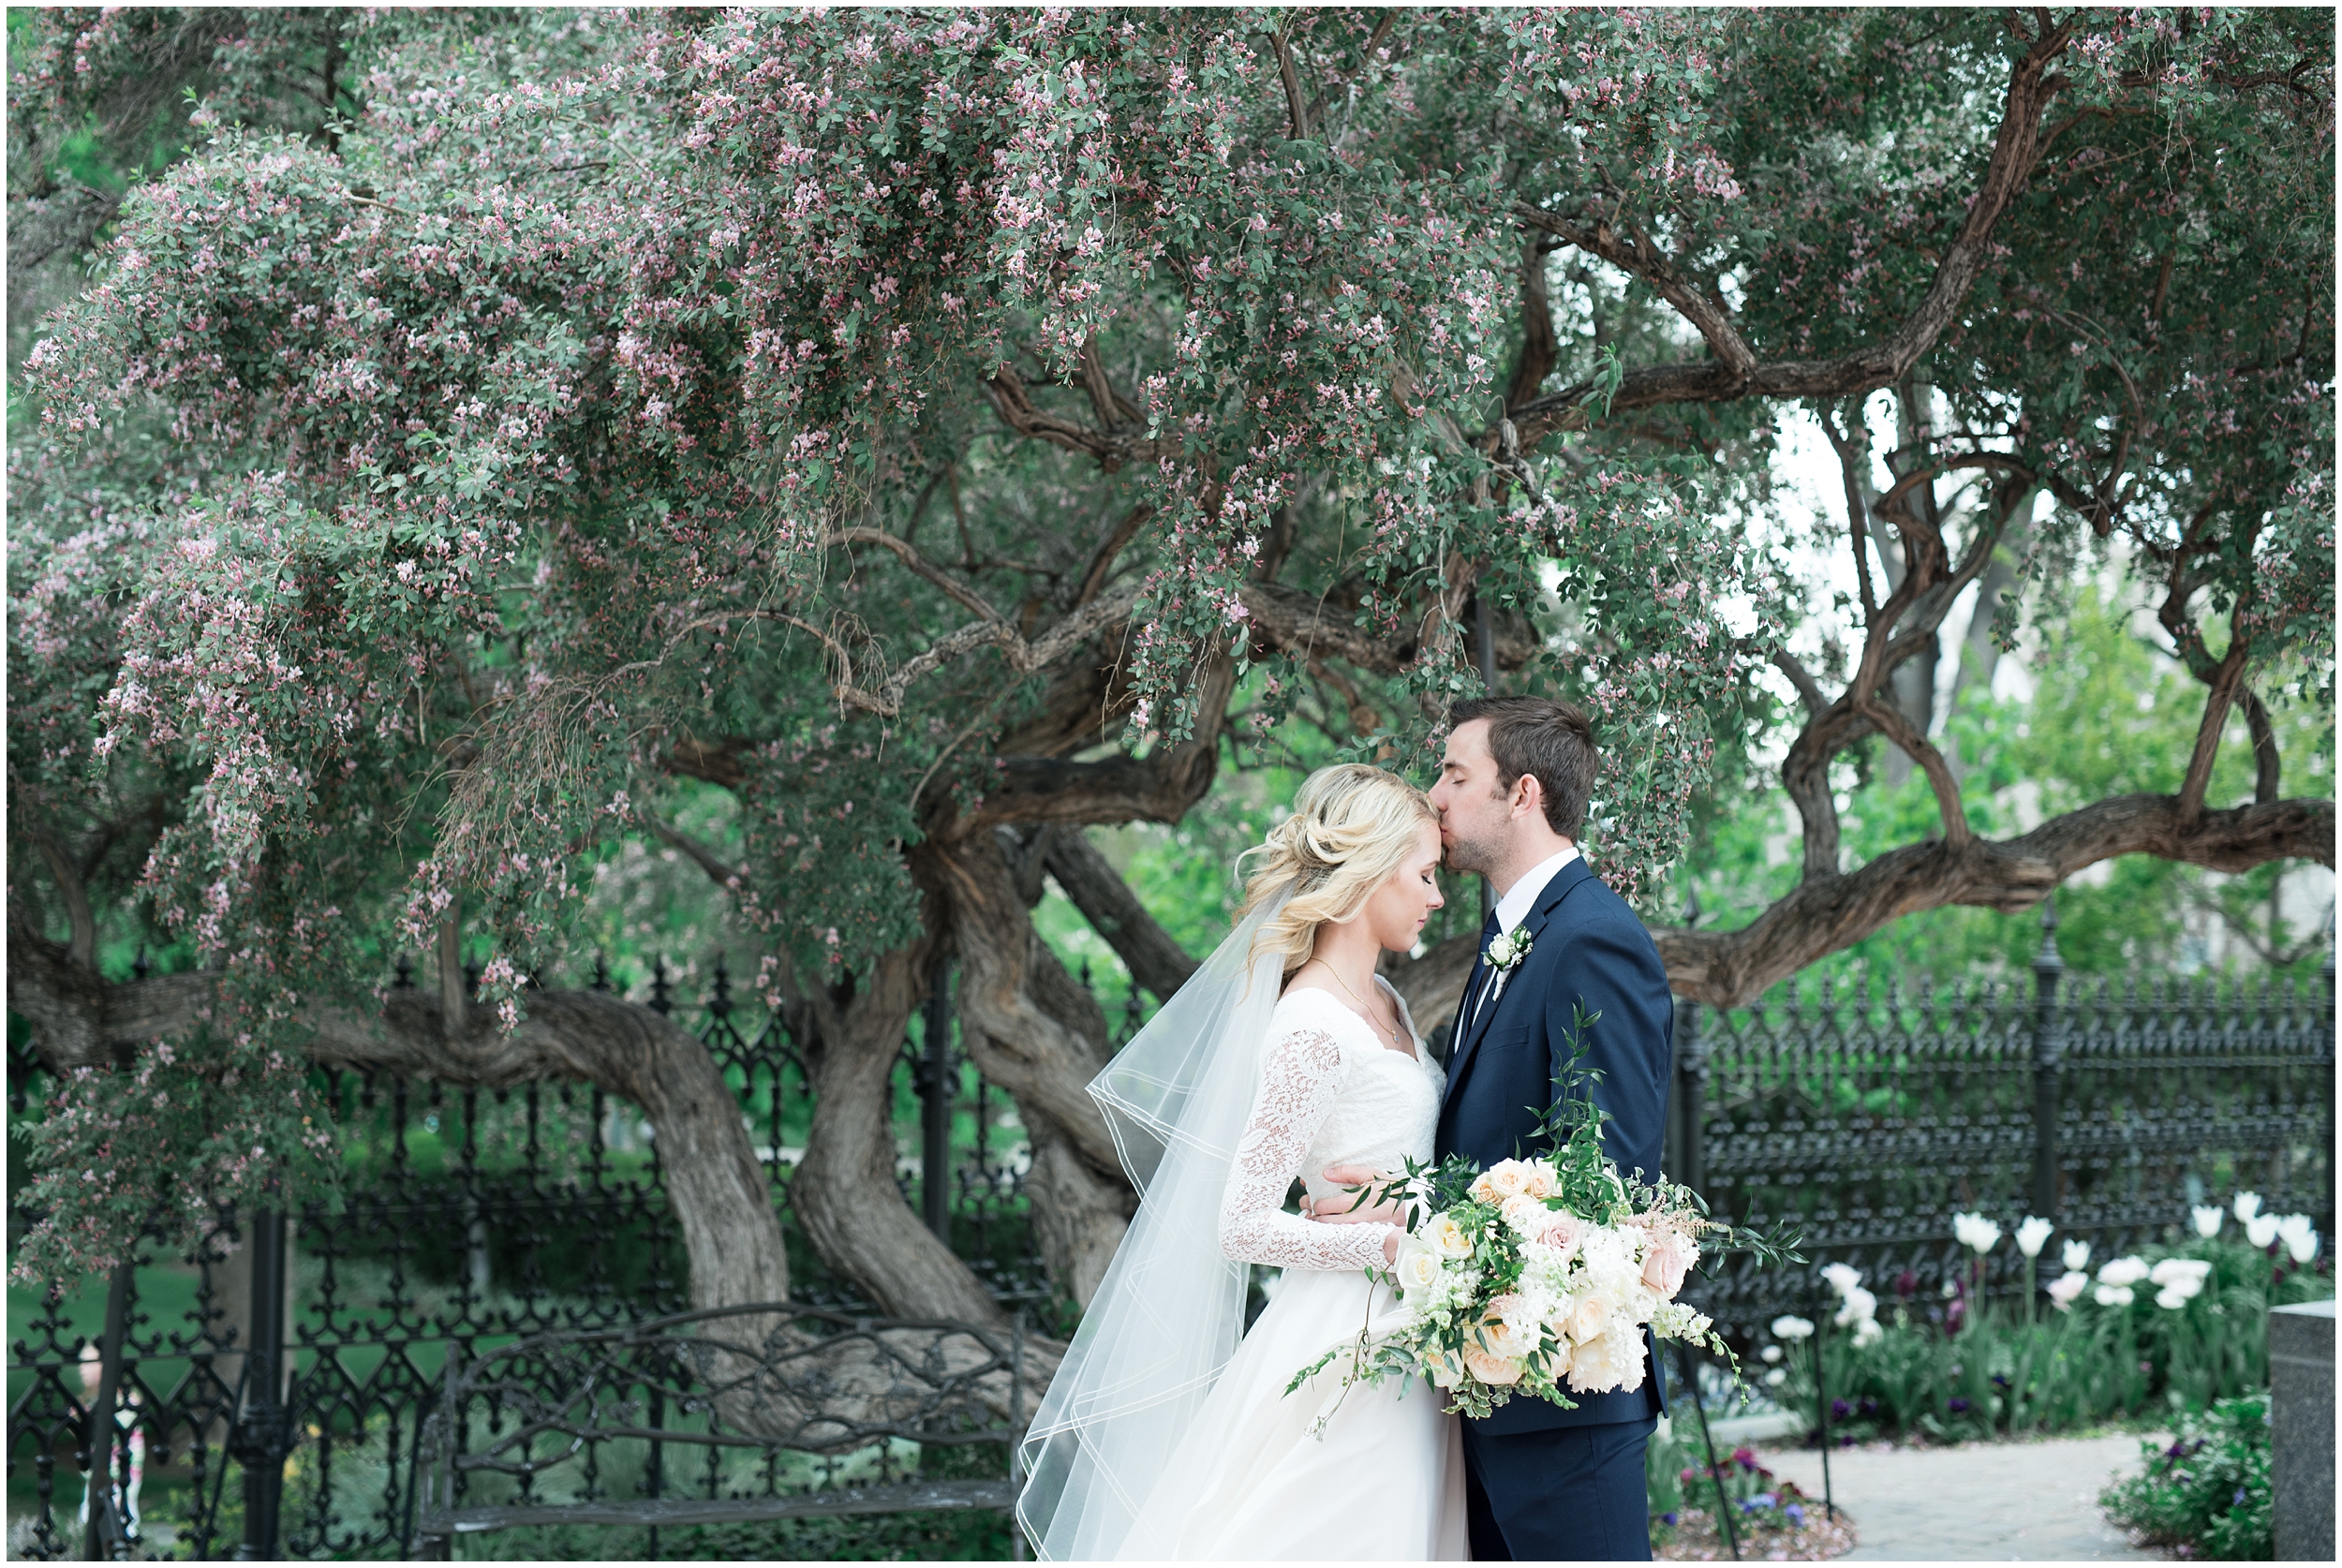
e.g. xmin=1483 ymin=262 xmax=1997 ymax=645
xmin=1318 ymin=696 xmax=1674 ymax=1560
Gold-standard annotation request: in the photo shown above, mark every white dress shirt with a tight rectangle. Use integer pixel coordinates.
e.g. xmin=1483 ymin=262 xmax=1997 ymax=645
xmin=1469 ymin=844 xmax=1581 ymax=1028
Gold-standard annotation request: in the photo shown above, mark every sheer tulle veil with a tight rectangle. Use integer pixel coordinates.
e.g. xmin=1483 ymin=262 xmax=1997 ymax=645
xmin=1015 ymin=895 xmax=1290 ymax=1560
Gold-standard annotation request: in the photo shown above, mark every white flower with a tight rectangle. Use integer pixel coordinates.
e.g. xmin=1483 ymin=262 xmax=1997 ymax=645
xmin=1564 ymin=1326 xmax=1645 ymax=1395
xmin=1427 ymin=1212 xmax=1475 ymax=1259
xmin=2048 ymin=1271 xmax=2090 ymax=1310
xmin=2062 ymin=1238 xmax=2092 ymax=1272
xmin=2246 ymin=1214 xmax=2281 ymax=1250
xmin=1393 ymin=1238 xmax=1445 ymax=1298
xmin=1819 ymin=1262 xmax=1863 ymax=1299
xmin=2155 ymin=1285 xmax=2200 ymax=1310
xmin=1952 ymin=1211 xmax=2002 ymax=1255
xmin=2095 ymin=1283 xmax=2135 ymax=1308
xmin=1833 ymin=1286 xmax=1878 ymax=1328
xmin=1771 ymin=1315 xmax=1815 ymax=1341
xmin=2233 ymin=1191 xmax=2263 ymax=1223
xmin=2191 ymin=1206 xmax=2224 ymax=1239
xmin=2275 ymin=1214 xmax=2320 ymax=1264
xmin=1760 ymin=1344 xmax=1783 ymax=1364
xmin=1486 ymin=927 xmax=1534 ymax=971
xmin=2149 ymin=1258 xmax=2214 ymax=1288
xmin=1764 ymin=1367 xmax=1786 ymax=1387
xmin=2015 ymin=1217 xmax=2055 ymax=1258
xmin=1851 ymin=1317 xmax=1883 ymax=1347
xmin=1500 ymin=1191 xmax=1549 ymax=1235
xmin=2097 ymin=1256 xmax=2151 ymax=1289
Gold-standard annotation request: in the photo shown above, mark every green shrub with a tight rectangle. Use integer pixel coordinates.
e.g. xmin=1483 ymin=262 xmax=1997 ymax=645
xmin=2100 ymin=1394 xmax=2274 ymax=1561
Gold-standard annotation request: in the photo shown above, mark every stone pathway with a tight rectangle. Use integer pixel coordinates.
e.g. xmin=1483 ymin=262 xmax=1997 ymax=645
xmin=1753 ymin=1431 xmax=2166 ymax=1561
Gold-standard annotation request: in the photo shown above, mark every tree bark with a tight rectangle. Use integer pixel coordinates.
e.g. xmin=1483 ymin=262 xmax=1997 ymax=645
xmin=1655 ymin=791 xmax=2335 ymax=1007
xmin=789 ymin=943 xmax=1009 ymax=1326
xmin=8 ymin=926 xmax=793 ymax=1312
xmin=924 ymin=834 xmax=1138 ymax=1306
xmin=1042 ymin=829 xmax=1200 ymax=1000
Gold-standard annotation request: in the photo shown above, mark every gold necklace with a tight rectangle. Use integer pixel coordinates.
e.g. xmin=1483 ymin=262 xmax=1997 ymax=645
xmin=1327 ymin=967 xmax=1404 ymax=1047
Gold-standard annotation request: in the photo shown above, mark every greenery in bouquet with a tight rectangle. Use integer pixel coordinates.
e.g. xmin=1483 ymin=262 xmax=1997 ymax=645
xmin=1291 ymin=1020 xmax=1800 ymax=1422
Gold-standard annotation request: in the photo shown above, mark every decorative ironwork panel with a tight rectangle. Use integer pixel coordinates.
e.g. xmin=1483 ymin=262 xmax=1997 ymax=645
xmin=1678 ymin=955 xmax=2334 ymax=1337
xmin=413 ymin=1301 xmax=1025 ymax=1558
xmin=2056 ymin=973 xmax=2333 ymax=1257
xmin=1690 ymin=977 xmax=2039 ymax=1330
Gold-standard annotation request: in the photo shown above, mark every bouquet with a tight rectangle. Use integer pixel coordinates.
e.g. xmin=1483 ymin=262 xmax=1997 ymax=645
xmin=1290 ymin=1015 xmax=1796 ymax=1422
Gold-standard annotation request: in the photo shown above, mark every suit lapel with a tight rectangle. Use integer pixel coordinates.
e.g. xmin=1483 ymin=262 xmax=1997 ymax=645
xmin=1441 ymin=858 xmax=1597 ymax=1110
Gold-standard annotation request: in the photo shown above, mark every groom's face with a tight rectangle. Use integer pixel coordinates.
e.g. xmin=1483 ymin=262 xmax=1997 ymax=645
xmin=1430 ymin=720 xmax=1511 ymax=877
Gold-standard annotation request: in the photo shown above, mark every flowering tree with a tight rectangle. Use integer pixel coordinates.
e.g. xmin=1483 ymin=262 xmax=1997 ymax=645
xmin=8 ymin=8 xmax=2331 ymax=1318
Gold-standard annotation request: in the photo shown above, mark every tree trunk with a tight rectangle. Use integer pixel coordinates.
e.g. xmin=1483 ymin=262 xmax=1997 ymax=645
xmin=8 ymin=929 xmax=792 ymax=1312
xmin=924 ymin=836 xmax=1137 ymax=1306
xmin=789 ymin=943 xmax=1008 ymax=1326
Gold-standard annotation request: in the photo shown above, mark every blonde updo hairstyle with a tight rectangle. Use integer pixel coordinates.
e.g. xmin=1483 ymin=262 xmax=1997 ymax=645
xmin=1238 ymin=763 xmax=1438 ymax=980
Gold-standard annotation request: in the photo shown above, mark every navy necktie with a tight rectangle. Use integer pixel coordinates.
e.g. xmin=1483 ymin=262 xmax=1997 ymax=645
xmin=1460 ymin=909 xmax=1504 ymax=1034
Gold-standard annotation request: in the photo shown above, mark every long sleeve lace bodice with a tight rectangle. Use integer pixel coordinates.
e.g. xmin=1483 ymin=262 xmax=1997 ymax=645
xmin=1216 ymin=985 xmax=1444 ymax=1273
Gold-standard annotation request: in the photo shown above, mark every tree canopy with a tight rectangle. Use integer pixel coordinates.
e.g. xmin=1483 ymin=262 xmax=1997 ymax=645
xmin=8 ymin=7 xmax=2332 ymax=1314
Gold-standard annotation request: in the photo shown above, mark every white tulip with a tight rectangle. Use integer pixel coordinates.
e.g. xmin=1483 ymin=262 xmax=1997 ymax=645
xmin=1760 ymin=1344 xmax=1783 ymax=1364
xmin=2097 ymin=1256 xmax=2151 ymax=1288
xmin=1765 ymin=1367 xmax=1787 ymax=1387
xmin=2233 ymin=1191 xmax=2263 ymax=1223
xmin=1852 ymin=1317 xmax=1883 ymax=1347
xmin=2015 ymin=1216 xmax=2055 ymax=1259
xmin=1771 ymin=1314 xmax=1816 ymax=1341
xmin=2150 ymin=1258 xmax=2213 ymax=1287
xmin=1951 ymin=1210 xmax=2003 ymax=1254
xmin=2048 ymin=1271 xmax=2090 ymax=1310
xmin=2062 ymin=1238 xmax=2092 ymax=1271
xmin=2190 ymin=1206 xmax=2224 ymax=1239
xmin=2095 ymin=1283 xmax=2135 ymax=1308
xmin=1820 ymin=1262 xmax=1864 ymax=1299
xmin=1833 ymin=1286 xmax=1879 ymax=1328
xmin=2246 ymin=1214 xmax=2281 ymax=1249
xmin=2275 ymin=1214 xmax=2320 ymax=1265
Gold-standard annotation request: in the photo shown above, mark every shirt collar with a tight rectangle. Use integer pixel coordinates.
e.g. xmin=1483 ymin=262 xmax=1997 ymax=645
xmin=1493 ymin=845 xmax=1580 ymax=936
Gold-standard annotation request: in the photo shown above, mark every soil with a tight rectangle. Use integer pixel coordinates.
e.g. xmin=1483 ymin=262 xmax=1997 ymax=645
xmin=1655 ymin=1504 xmax=1860 ymax=1562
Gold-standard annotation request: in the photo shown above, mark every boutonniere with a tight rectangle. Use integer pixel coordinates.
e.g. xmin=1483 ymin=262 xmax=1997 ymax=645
xmin=1485 ymin=927 xmax=1533 ymax=973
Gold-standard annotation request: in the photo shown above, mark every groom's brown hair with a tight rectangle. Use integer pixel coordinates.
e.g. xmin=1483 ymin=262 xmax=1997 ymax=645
xmin=1447 ymin=695 xmax=1598 ymax=839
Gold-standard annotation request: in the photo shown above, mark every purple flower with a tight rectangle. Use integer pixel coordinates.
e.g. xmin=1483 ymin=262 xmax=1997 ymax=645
xmin=1662 ymin=1513 xmax=1679 ymax=1527
xmin=1831 ymin=1398 xmax=1851 ymax=1420
xmin=1786 ymin=1504 xmax=1806 ymax=1527
xmin=1948 ymin=1397 xmax=1970 ymax=1413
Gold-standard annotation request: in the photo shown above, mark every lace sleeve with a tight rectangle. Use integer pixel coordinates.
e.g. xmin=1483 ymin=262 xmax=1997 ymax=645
xmin=1217 ymin=1026 xmax=1395 ymax=1271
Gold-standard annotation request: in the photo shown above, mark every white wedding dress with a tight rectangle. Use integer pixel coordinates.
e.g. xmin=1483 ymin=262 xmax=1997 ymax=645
xmin=1114 ymin=982 xmax=1469 ymax=1561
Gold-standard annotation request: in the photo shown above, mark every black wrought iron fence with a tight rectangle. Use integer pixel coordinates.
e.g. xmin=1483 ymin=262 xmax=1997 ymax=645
xmin=1670 ymin=912 xmax=2335 ymax=1333
xmin=9 ymin=919 xmax=2332 ymax=1560
xmin=6 ymin=954 xmax=1073 ymax=1561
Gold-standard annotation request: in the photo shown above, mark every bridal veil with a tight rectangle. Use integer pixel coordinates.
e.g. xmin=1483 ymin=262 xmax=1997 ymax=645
xmin=1015 ymin=897 xmax=1288 ymax=1560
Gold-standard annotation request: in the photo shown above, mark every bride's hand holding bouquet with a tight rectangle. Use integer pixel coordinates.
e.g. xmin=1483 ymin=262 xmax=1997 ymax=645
xmin=1294 ymin=1011 xmax=1800 ymax=1422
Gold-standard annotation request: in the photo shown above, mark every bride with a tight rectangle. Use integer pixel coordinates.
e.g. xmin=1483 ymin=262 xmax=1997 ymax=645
xmin=1018 ymin=763 xmax=1468 ymax=1561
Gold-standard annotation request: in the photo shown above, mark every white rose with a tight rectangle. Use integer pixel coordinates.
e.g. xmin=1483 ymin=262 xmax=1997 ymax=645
xmin=1394 ymin=1241 xmax=1445 ymax=1297
xmin=1428 ymin=1212 xmax=1475 ymax=1260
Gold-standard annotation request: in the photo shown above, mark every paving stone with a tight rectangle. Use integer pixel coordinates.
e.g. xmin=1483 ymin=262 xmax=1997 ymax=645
xmin=1751 ymin=1432 xmax=2165 ymax=1561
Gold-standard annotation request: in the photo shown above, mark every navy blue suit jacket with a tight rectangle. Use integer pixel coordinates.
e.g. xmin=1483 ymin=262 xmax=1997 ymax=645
xmin=1435 ymin=855 xmax=1675 ymax=1435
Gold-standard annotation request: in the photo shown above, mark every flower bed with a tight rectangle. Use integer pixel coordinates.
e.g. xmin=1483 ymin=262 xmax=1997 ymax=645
xmin=1651 ymin=1438 xmax=1856 ymax=1561
xmin=1760 ymin=1198 xmax=2331 ymax=1445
